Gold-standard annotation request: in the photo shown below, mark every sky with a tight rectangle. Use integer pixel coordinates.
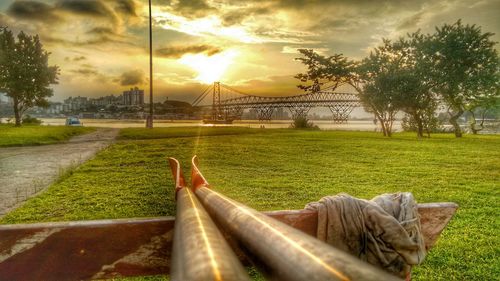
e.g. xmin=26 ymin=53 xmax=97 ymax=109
xmin=0 ymin=0 xmax=499 ymax=103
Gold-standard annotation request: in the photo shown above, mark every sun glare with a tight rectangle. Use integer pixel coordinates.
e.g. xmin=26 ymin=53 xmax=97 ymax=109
xmin=179 ymin=50 xmax=238 ymax=84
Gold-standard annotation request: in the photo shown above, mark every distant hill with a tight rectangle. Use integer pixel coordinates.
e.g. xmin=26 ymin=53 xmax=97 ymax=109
xmin=163 ymin=100 xmax=192 ymax=108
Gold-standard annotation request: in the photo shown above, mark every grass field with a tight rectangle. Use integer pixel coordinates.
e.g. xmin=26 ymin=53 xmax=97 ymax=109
xmin=1 ymin=127 xmax=499 ymax=280
xmin=0 ymin=124 xmax=95 ymax=147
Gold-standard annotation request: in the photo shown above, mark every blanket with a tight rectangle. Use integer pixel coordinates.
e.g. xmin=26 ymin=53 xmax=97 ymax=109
xmin=305 ymin=193 xmax=426 ymax=278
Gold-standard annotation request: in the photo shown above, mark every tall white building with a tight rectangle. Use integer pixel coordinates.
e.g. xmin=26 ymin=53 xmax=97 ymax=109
xmin=123 ymin=87 xmax=144 ymax=106
xmin=63 ymin=96 xmax=88 ymax=110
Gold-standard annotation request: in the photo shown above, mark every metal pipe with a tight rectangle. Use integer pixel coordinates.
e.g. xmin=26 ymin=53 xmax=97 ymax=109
xmin=191 ymin=156 xmax=401 ymax=281
xmin=147 ymin=0 xmax=153 ymax=128
xmin=168 ymin=158 xmax=250 ymax=281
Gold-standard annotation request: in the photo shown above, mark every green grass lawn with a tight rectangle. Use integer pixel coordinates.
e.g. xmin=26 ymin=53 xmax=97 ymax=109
xmin=1 ymin=127 xmax=499 ymax=280
xmin=118 ymin=126 xmax=265 ymax=140
xmin=0 ymin=124 xmax=95 ymax=147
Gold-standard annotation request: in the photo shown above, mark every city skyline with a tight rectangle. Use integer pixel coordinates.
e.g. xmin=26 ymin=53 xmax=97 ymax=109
xmin=0 ymin=0 xmax=498 ymax=102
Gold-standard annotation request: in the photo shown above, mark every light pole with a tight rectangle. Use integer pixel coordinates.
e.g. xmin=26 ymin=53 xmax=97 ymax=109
xmin=146 ymin=0 xmax=153 ymax=128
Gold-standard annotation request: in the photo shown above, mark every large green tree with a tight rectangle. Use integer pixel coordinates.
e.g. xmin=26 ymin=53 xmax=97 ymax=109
xmin=356 ymin=42 xmax=401 ymax=137
xmin=357 ymin=36 xmax=436 ymax=137
xmin=0 ymin=27 xmax=59 ymax=126
xmin=422 ymin=20 xmax=499 ymax=137
xmin=295 ymin=49 xmax=359 ymax=93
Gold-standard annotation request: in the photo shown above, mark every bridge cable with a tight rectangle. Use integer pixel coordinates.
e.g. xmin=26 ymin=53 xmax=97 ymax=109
xmin=192 ymin=85 xmax=212 ymax=107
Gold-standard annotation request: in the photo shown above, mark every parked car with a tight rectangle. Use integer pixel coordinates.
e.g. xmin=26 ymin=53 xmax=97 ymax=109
xmin=65 ymin=117 xmax=83 ymax=126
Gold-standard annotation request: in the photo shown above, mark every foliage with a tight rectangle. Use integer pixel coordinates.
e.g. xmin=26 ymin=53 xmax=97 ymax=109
xmin=294 ymin=49 xmax=359 ymax=92
xmin=294 ymin=21 xmax=499 ymax=138
xmin=1 ymin=129 xmax=498 ymax=281
xmin=290 ymin=115 xmax=319 ymax=129
xmin=422 ymin=20 xmax=499 ymax=137
xmin=293 ymin=48 xmax=402 ymax=137
xmin=482 ymin=96 xmax=500 ymax=120
xmin=467 ymin=95 xmax=500 ymax=134
xmin=0 ymin=124 xmax=94 ymax=147
xmin=0 ymin=27 xmax=59 ymax=126
xmin=401 ymin=111 xmax=442 ymax=136
xmin=357 ymin=34 xmax=438 ymax=138
xmin=21 ymin=115 xmax=42 ymax=125
xmin=356 ymin=40 xmax=401 ymax=137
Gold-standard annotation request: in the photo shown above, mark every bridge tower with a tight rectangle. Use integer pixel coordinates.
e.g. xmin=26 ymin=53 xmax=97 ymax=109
xmin=212 ymin=81 xmax=222 ymax=121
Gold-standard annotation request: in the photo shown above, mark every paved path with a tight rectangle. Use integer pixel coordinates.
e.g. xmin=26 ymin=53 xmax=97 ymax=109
xmin=0 ymin=128 xmax=119 ymax=217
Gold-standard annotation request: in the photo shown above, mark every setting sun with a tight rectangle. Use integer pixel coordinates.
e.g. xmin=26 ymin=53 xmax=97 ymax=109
xmin=179 ymin=50 xmax=239 ymax=84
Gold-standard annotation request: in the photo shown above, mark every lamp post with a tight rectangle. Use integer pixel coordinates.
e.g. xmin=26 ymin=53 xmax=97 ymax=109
xmin=146 ymin=0 xmax=153 ymax=128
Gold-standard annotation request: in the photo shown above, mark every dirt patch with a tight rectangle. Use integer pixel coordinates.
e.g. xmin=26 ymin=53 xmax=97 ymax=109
xmin=0 ymin=128 xmax=119 ymax=217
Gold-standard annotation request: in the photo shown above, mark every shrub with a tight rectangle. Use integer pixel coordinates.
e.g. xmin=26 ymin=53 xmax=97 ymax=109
xmin=290 ymin=116 xmax=319 ymax=129
xmin=22 ymin=115 xmax=42 ymax=125
xmin=402 ymin=113 xmax=442 ymax=136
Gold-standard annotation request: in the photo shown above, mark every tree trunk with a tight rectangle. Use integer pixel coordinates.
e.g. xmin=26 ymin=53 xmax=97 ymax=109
xmin=377 ymin=115 xmax=387 ymax=136
xmin=469 ymin=111 xmax=478 ymax=134
xmin=13 ymin=97 xmax=21 ymax=127
xmin=385 ymin=113 xmax=394 ymax=137
xmin=469 ymin=111 xmax=485 ymax=135
xmin=414 ymin=113 xmax=424 ymax=138
xmin=448 ymin=109 xmax=463 ymax=138
xmin=385 ymin=120 xmax=392 ymax=137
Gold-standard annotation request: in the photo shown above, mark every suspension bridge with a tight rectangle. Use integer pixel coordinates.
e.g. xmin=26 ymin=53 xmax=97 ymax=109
xmin=192 ymin=82 xmax=361 ymax=124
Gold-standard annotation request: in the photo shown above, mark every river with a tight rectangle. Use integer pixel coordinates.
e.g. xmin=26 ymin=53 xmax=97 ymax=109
xmin=14 ymin=118 xmax=401 ymax=131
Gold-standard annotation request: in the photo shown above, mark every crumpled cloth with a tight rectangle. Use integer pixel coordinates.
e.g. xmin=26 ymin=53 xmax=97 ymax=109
xmin=305 ymin=193 xmax=426 ymax=278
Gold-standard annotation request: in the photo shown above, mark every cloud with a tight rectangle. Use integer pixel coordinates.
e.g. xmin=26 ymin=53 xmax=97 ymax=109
xmin=221 ymin=6 xmax=271 ymax=26
xmin=70 ymin=68 xmax=99 ymax=76
xmin=171 ymin=0 xmax=217 ymax=18
xmin=3 ymin=0 xmax=499 ymax=104
xmin=86 ymin=27 xmax=116 ymax=35
xmin=57 ymin=0 xmax=115 ymax=18
xmin=65 ymin=55 xmax=87 ymax=62
xmin=74 ymin=55 xmax=86 ymax=61
xmin=115 ymin=0 xmax=138 ymax=17
xmin=397 ymin=12 xmax=424 ymax=30
xmin=0 ymin=13 xmax=8 ymax=27
xmin=233 ymin=75 xmax=303 ymax=97
xmin=42 ymin=34 xmax=128 ymax=47
xmin=41 ymin=24 xmax=134 ymax=47
xmin=69 ymin=64 xmax=109 ymax=83
xmin=7 ymin=1 xmax=61 ymax=23
xmin=155 ymin=45 xmax=222 ymax=58
xmin=118 ymin=69 xmax=146 ymax=86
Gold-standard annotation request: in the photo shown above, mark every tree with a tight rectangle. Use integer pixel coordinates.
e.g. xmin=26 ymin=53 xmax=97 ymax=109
xmin=389 ymin=34 xmax=437 ymax=138
xmin=294 ymin=47 xmax=401 ymax=137
xmin=465 ymin=91 xmax=499 ymax=134
xmin=422 ymin=20 xmax=499 ymax=137
xmin=295 ymin=49 xmax=359 ymax=93
xmin=357 ymin=37 xmax=435 ymax=137
xmin=357 ymin=77 xmax=399 ymax=136
xmin=402 ymin=106 xmax=442 ymax=137
xmin=0 ymin=27 xmax=59 ymax=126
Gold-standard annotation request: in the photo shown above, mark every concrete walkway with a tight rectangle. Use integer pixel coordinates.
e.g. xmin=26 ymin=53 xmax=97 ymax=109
xmin=0 ymin=128 xmax=119 ymax=217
